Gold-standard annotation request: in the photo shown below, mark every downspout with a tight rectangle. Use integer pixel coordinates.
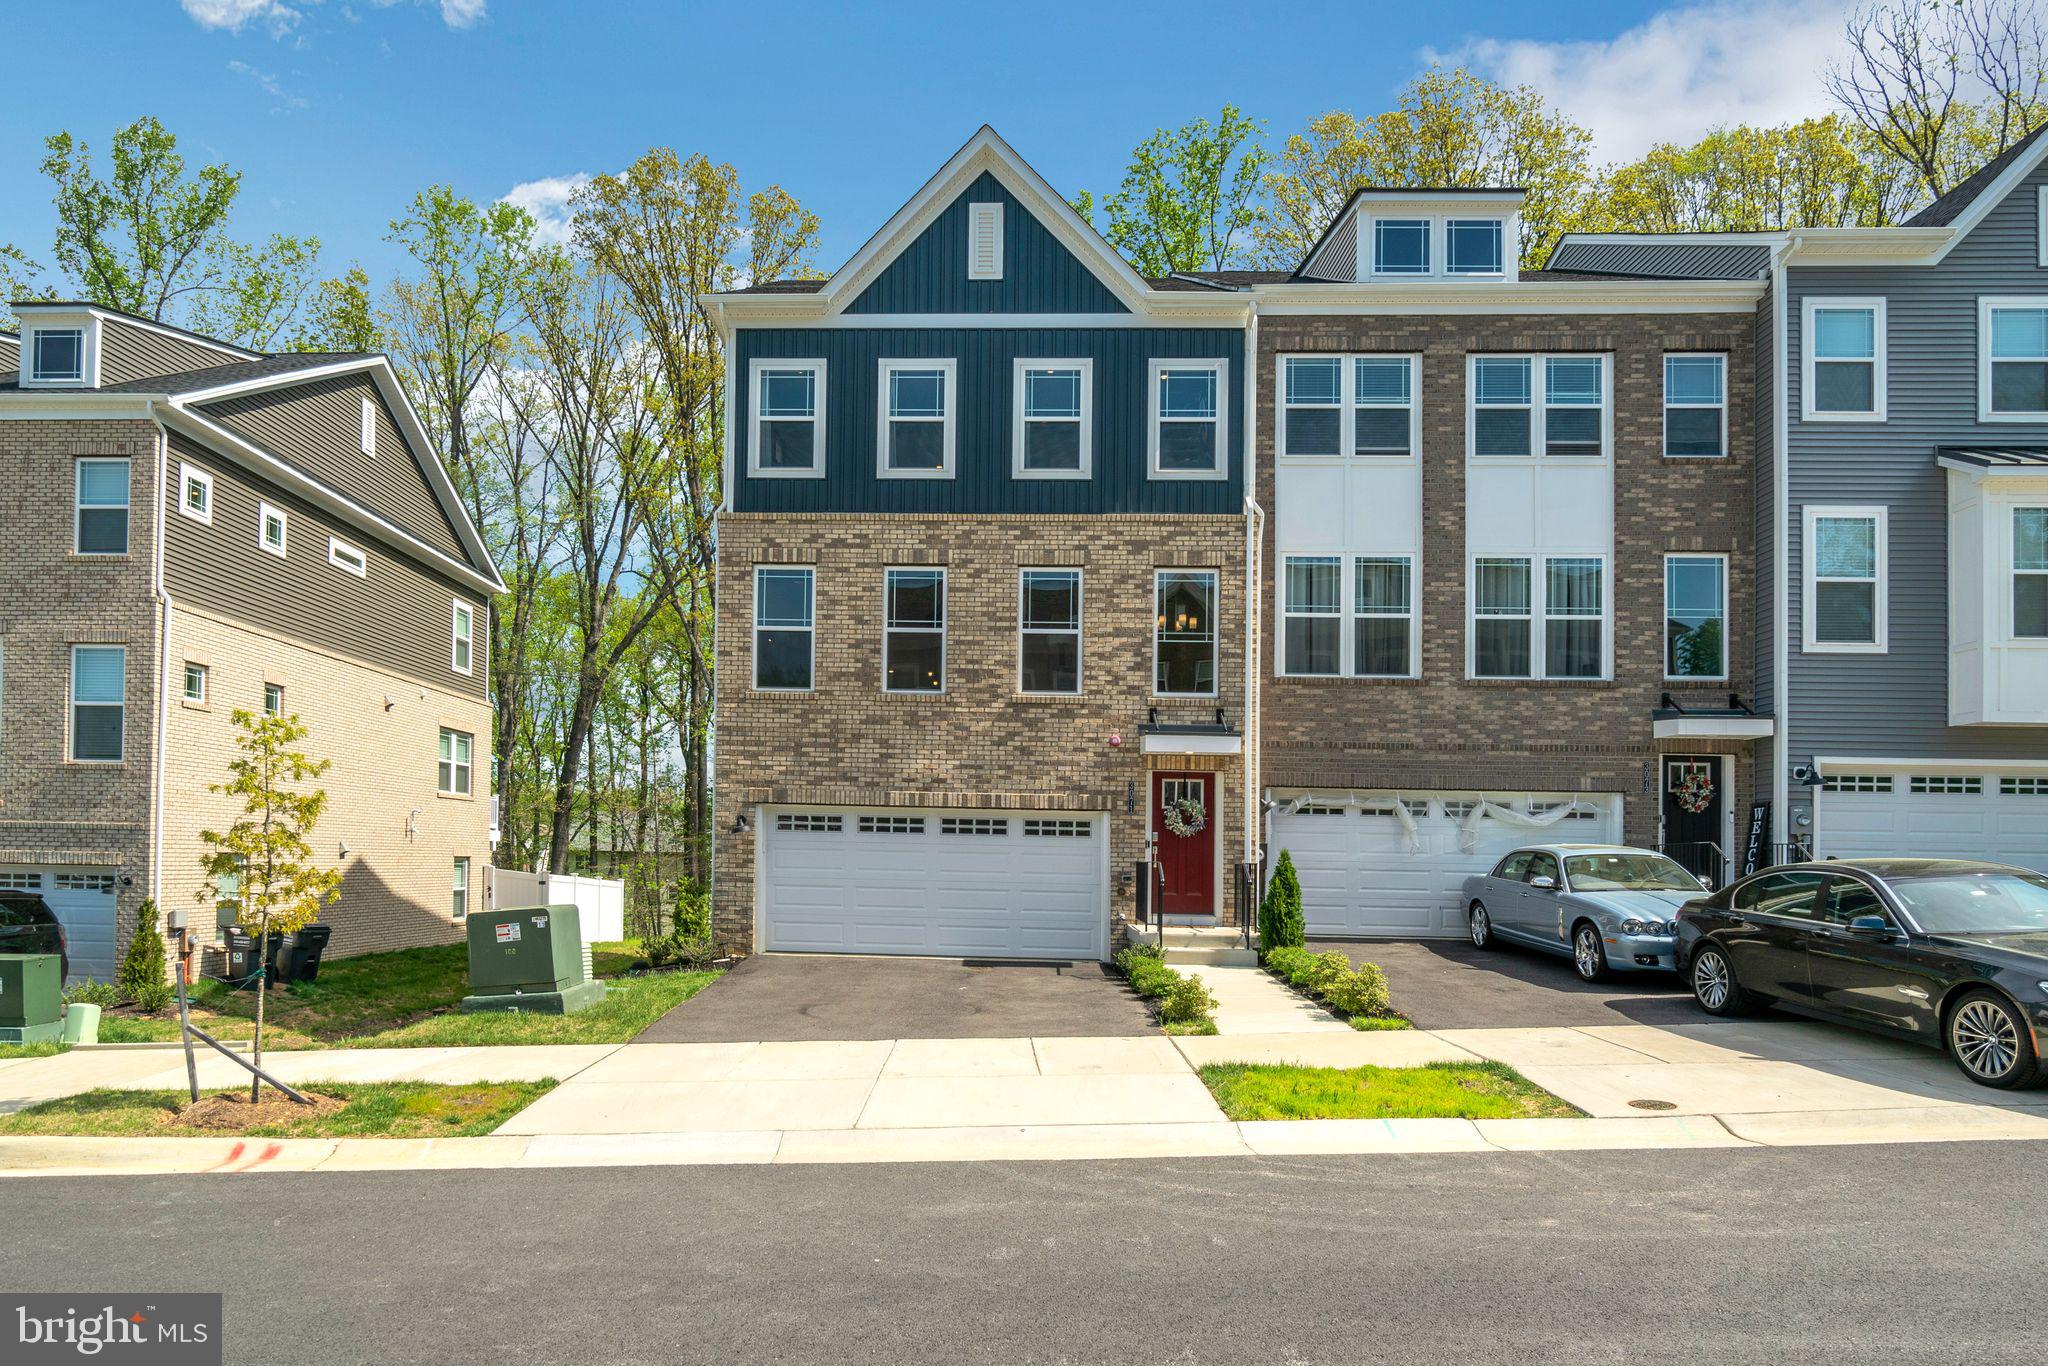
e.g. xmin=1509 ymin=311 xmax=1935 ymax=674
xmin=147 ymin=402 xmax=173 ymax=908
xmin=1771 ymin=242 xmax=1792 ymax=845
xmin=1241 ymin=303 xmax=1262 ymax=872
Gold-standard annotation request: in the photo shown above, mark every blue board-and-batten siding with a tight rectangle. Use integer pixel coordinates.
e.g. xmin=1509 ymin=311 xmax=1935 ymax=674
xmin=847 ymin=172 xmax=1130 ymax=315
xmin=730 ymin=327 xmax=1244 ymax=515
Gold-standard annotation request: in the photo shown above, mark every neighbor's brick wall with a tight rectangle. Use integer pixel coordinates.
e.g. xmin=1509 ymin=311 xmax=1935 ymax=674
xmin=712 ymin=512 xmax=1251 ymax=956
xmin=160 ymin=604 xmax=493 ymax=960
xmin=1256 ymin=311 xmax=1759 ymax=849
xmin=0 ymin=419 xmax=163 ymax=960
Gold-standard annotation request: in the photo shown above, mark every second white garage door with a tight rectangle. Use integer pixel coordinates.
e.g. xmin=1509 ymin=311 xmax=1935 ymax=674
xmin=1815 ymin=767 xmax=2048 ymax=874
xmin=760 ymin=808 xmax=1107 ymax=961
xmin=1270 ymin=793 xmax=1624 ymax=938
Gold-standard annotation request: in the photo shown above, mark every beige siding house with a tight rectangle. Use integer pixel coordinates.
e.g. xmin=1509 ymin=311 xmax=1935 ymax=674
xmin=0 ymin=302 xmax=504 ymax=982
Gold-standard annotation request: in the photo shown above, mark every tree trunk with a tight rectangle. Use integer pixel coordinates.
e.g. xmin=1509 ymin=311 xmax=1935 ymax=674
xmin=251 ymin=919 xmax=269 ymax=1103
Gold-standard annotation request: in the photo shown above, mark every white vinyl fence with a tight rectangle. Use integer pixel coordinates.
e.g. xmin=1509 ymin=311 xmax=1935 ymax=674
xmin=487 ymin=868 xmax=626 ymax=943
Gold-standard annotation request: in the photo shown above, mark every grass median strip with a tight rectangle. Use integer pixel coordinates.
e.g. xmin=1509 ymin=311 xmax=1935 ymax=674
xmin=1198 ymin=1060 xmax=1582 ymax=1121
xmin=0 ymin=1080 xmax=557 ymax=1139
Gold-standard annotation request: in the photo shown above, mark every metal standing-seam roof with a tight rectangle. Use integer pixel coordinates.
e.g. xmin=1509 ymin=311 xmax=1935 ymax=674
xmin=1545 ymin=240 xmax=1775 ymax=280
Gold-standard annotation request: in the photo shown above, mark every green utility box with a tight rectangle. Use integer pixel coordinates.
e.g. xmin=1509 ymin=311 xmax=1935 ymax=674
xmin=0 ymin=954 xmax=64 ymax=1045
xmin=459 ymin=904 xmax=606 ymax=1015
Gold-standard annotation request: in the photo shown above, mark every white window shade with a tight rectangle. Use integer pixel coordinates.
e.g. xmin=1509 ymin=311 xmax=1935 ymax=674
xmin=1947 ymin=465 xmax=2048 ymax=724
xmin=968 ymin=203 xmax=1004 ymax=280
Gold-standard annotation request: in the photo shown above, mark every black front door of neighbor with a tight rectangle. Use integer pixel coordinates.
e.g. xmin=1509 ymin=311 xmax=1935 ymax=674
xmin=1662 ymin=757 xmax=1724 ymax=885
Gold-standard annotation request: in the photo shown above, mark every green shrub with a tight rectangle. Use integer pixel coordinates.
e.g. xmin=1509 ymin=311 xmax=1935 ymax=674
xmin=117 ymin=898 xmax=168 ymax=1000
xmin=1121 ymin=938 xmax=1164 ymax=962
xmin=1259 ymin=850 xmax=1305 ymax=951
xmin=1322 ymin=962 xmax=1392 ymax=1018
xmin=63 ymin=979 xmax=121 ymax=1009
xmin=672 ymin=884 xmax=711 ymax=941
xmin=1157 ymin=973 xmax=1218 ymax=1025
xmin=129 ymin=979 xmax=175 ymax=1016
xmin=1126 ymin=960 xmax=1178 ymax=1000
xmin=1306 ymin=951 xmax=1353 ymax=993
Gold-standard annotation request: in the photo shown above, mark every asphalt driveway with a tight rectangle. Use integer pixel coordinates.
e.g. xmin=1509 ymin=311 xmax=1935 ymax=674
xmin=638 ymin=953 xmax=1154 ymax=1043
xmin=1317 ymin=937 xmax=1700 ymax=1030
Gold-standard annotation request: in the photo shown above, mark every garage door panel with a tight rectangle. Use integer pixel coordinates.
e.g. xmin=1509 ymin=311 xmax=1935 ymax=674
xmin=1817 ymin=772 xmax=2048 ymax=874
xmin=0 ymin=866 xmax=118 ymax=983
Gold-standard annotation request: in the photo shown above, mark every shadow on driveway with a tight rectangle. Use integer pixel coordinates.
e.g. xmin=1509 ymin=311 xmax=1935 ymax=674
xmin=1317 ymin=938 xmax=1699 ymax=1031
xmin=637 ymin=953 xmax=1155 ymax=1043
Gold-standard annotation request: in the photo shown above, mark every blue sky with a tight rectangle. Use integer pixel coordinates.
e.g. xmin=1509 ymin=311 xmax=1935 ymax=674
xmin=1 ymin=0 xmax=1849 ymax=291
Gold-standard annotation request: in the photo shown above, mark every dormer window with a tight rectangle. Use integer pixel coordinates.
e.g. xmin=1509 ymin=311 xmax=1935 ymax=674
xmin=1446 ymin=220 xmax=1505 ymax=276
xmin=1372 ymin=220 xmax=1431 ymax=275
xmin=1343 ymin=201 xmax=1519 ymax=282
xmin=32 ymin=329 xmax=85 ymax=383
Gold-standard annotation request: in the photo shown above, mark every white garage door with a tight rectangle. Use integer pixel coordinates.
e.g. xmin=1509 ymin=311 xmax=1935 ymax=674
xmin=1271 ymin=793 xmax=1624 ymax=938
xmin=0 ymin=865 xmax=118 ymax=983
xmin=760 ymin=808 xmax=1107 ymax=961
xmin=1816 ymin=768 xmax=2048 ymax=874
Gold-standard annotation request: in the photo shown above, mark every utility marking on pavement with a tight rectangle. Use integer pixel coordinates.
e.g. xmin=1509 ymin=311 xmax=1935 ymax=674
xmin=206 ymin=1142 xmax=248 ymax=1173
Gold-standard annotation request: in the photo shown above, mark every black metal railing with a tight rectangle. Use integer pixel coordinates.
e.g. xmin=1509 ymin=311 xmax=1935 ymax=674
xmin=1233 ymin=861 xmax=1257 ymax=950
xmin=1659 ymin=840 xmax=1728 ymax=890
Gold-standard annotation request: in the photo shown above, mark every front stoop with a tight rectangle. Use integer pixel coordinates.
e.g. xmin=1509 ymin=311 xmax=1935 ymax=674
xmin=1136 ymin=925 xmax=1260 ymax=968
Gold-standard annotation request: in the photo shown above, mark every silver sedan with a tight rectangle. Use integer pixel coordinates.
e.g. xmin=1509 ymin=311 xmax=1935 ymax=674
xmin=1461 ymin=845 xmax=1712 ymax=982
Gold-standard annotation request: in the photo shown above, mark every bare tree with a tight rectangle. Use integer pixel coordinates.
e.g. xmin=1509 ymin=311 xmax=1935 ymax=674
xmin=1961 ymin=0 xmax=2048 ymax=150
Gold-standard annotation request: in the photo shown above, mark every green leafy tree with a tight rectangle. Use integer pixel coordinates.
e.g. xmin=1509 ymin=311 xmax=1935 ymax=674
xmin=1585 ymin=116 xmax=1915 ymax=232
xmin=1260 ymin=850 xmax=1306 ymax=951
xmin=1072 ymin=105 xmax=1269 ymax=275
xmin=116 ymin=898 xmax=171 ymax=1014
xmin=197 ymin=710 xmax=342 ymax=1099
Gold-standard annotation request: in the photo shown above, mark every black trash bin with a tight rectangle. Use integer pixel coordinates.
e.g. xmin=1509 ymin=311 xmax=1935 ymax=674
xmin=275 ymin=925 xmax=333 ymax=985
xmin=221 ymin=928 xmax=293 ymax=990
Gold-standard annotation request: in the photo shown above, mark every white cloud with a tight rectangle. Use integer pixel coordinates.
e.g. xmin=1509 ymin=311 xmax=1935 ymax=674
xmin=181 ymin=0 xmax=302 ymax=36
xmin=501 ymin=173 xmax=592 ymax=246
xmin=227 ymin=59 xmax=310 ymax=110
xmin=368 ymin=0 xmax=486 ymax=29
xmin=1439 ymin=0 xmax=1852 ymax=164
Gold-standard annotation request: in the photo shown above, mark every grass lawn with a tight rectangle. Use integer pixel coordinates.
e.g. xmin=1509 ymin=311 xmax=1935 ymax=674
xmin=0 ymin=1041 xmax=68 ymax=1062
xmin=1348 ymin=1015 xmax=1414 ymax=1032
xmin=0 ymin=1081 xmax=555 ymax=1139
xmin=1198 ymin=1060 xmax=1582 ymax=1121
xmin=91 ymin=939 xmax=719 ymax=1050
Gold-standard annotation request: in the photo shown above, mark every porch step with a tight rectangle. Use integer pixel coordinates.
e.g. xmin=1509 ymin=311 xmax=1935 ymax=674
xmin=1162 ymin=946 xmax=1260 ymax=967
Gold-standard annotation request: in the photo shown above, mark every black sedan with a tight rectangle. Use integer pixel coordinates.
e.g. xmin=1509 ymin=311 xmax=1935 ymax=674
xmin=0 ymin=889 xmax=69 ymax=981
xmin=1676 ymin=859 xmax=2048 ymax=1089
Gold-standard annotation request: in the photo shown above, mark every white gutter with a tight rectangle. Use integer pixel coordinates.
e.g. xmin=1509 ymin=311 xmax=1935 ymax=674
xmin=1770 ymin=244 xmax=1792 ymax=844
xmin=1242 ymin=303 xmax=1262 ymax=871
xmin=146 ymin=402 xmax=173 ymax=911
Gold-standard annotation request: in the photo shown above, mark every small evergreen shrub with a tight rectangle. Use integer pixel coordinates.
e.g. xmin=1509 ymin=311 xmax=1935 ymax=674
xmin=117 ymin=898 xmax=169 ymax=1001
xmin=1259 ymin=851 xmax=1305 ymax=951
xmin=129 ymin=979 xmax=175 ymax=1016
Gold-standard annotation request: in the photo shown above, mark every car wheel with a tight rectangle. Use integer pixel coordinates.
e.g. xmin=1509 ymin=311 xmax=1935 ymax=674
xmin=1689 ymin=944 xmax=1751 ymax=1016
xmin=1469 ymin=903 xmax=1495 ymax=950
xmin=1571 ymin=921 xmax=1608 ymax=983
xmin=1946 ymin=990 xmax=2042 ymax=1090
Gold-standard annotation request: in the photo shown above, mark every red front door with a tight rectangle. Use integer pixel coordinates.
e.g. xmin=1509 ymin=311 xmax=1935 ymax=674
xmin=1152 ymin=772 xmax=1217 ymax=917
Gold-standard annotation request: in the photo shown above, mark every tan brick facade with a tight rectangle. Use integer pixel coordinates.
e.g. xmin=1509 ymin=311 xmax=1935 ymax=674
xmin=1255 ymin=311 xmax=1761 ymax=851
xmin=712 ymin=512 xmax=1253 ymax=956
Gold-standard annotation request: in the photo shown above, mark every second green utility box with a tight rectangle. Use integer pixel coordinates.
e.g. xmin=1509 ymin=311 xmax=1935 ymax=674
xmin=0 ymin=954 xmax=64 ymax=1045
xmin=459 ymin=904 xmax=606 ymax=1015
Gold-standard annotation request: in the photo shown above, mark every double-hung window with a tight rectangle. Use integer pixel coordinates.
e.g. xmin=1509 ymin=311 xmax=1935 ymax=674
xmin=1280 ymin=356 xmax=1417 ymax=457
xmin=1803 ymin=299 xmax=1885 ymax=420
xmin=751 ymin=359 xmax=826 ymax=476
xmin=1469 ymin=355 xmax=1607 ymax=458
xmin=70 ymin=645 xmax=125 ymax=762
xmin=1472 ymin=557 xmax=1533 ymax=678
xmin=1282 ymin=556 xmax=1342 ymax=675
xmin=883 ymin=568 xmax=945 ymax=692
xmin=1013 ymin=359 xmax=1091 ymax=477
xmin=2013 ymin=507 xmax=2048 ymax=639
xmin=1018 ymin=569 xmax=1081 ymax=694
xmin=1372 ymin=219 xmax=1431 ymax=275
xmin=1471 ymin=557 xmax=1607 ymax=679
xmin=1149 ymin=359 xmax=1226 ymax=478
xmin=1155 ymin=570 xmax=1217 ymax=696
xmin=1281 ymin=357 xmax=1342 ymax=457
xmin=74 ymin=459 xmax=130 ymax=555
xmin=1664 ymin=354 xmax=1727 ymax=457
xmin=450 ymin=600 xmax=474 ymax=674
xmin=32 ymin=329 xmax=84 ymax=383
xmin=1354 ymin=557 xmax=1413 ymax=677
xmin=1543 ymin=557 xmax=1605 ymax=679
xmin=1981 ymin=299 xmax=2048 ymax=420
xmin=753 ymin=566 xmax=815 ymax=690
xmin=438 ymin=727 xmax=473 ymax=796
xmin=1445 ymin=219 xmax=1504 ymax=276
xmin=178 ymin=463 xmax=213 ymax=524
xmin=452 ymin=858 xmax=470 ymax=918
xmin=1665 ymin=555 xmax=1728 ymax=679
xmin=258 ymin=503 xmax=288 ymax=557
xmin=1542 ymin=358 xmax=1604 ymax=456
xmin=878 ymin=360 xmax=955 ymax=477
xmin=1353 ymin=357 xmax=1415 ymax=456
xmin=1804 ymin=506 xmax=1886 ymax=651
xmin=1471 ymin=357 xmax=1533 ymax=457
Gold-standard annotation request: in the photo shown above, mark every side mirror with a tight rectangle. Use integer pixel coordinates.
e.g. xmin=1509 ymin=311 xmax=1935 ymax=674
xmin=1528 ymin=874 xmax=1559 ymax=891
xmin=1697 ymin=875 xmax=1714 ymax=891
xmin=1846 ymin=914 xmax=1895 ymax=939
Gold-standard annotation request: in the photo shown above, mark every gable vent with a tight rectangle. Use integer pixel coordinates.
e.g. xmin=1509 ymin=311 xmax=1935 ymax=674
xmin=968 ymin=202 xmax=1004 ymax=281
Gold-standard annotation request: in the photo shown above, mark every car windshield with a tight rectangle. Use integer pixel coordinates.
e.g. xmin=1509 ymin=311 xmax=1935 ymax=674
xmin=1563 ymin=853 xmax=1702 ymax=892
xmin=1887 ymin=872 xmax=2048 ymax=935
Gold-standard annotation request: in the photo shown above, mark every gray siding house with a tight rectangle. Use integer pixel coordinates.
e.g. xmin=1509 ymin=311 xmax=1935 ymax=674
xmin=1554 ymin=124 xmax=2048 ymax=875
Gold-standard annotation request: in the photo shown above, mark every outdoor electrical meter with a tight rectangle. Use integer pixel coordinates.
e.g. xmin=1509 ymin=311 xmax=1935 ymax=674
xmin=0 ymin=953 xmax=63 ymax=1045
xmin=459 ymin=904 xmax=607 ymax=1014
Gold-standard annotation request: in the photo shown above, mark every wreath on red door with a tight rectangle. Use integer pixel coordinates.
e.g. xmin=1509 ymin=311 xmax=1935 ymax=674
xmin=1162 ymin=795 xmax=1207 ymax=838
xmin=1674 ymin=768 xmax=1716 ymax=815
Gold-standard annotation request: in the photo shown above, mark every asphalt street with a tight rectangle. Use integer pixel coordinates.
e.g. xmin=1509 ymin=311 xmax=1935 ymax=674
xmin=3 ymin=1142 xmax=2043 ymax=1364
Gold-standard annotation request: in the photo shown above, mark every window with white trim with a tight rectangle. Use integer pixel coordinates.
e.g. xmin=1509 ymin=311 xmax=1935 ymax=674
xmin=438 ymin=727 xmax=473 ymax=796
xmin=178 ymin=463 xmax=213 ymax=523
xmin=360 ymin=396 xmax=377 ymax=456
xmin=1279 ymin=355 xmax=1417 ymax=458
xmin=1472 ymin=557 xmax=1532 ymax=678
xmin=1910 ymin=775 xmax=1982 ymax=795
xmin=1277 ymin=554 xmax=1415 ymax=678
xmin=2015 ymin=506 xmax=2048 ymax=639
xmin=1804 ymin=506 xmax=1886 ymax=651
xmin=1353 ymin=357 xmax=1415 ymax=456
xmin=263 ymin=682 xmax=285 ymax=717
xmin=878 ymin=360 xmax=955 ymax=477
xmin=182 ymin=661 xmax=208 ymax=705
xmin=750 ymin=359 xmax=825 ymax=477
xmin=1982 ymin=299 xmax=2048 ymax=419
xmin=1468 ymin=354 xmax=1609 ymax=460
xmin=451 ymin=857 xmax=469 ymax=918
xmin=258 ymin=503 xmax=287 ymax=557
xmin=859 ymin=815 xmax=923 ymax=835
xmin=328 ymin=537 xmax=367 ymax=577
xmin=776 ymin=813 xmax=842 ymax=832
xmin=1155 ymin=569 xmax=1218 ymax=696
xmin=1149 ymin=359 xmax=1226 ymax=478
xmin=1543 ymin=557 xmax=1604 ymax=679
xmin=1013 ymin=359 xmax=1091 ymax=477
xmin=70 ymin=644 xmax=124 ymax=762
xmin=1445 ymin=219 xmax=1504 ymax=275
xmin=1018 ymin=568 xmax=1081 ymax=694
xmin=1282 ymin=556 xmax=1342 ymax=675
xmin=32 ymin=328 xmax=84 ymax=382
xmin=1470 ymin=555 xmax=1608 ymax=679
xmin=1372 ymin=219 xmax=1430 ymax=275
xmin=451 ymin=600 xmax=474 ymax=674
xmin=1664 ymin=354 xmax=1727 ymax=457
xmin=884 ymin=567 xmax=945 ymax=693
xmin=754 ymin=566 xmax=814 ymax=691
xmin=1665 ymin=555 xmax=1728 ymax=679
xmin=1354 ymin=556 xmax=1413 ymax=677
xmin=1803 ymin=298 xmax=1885 ymax=420
xmin=74 ymin=458 xmax=130 ymax=555
xmin=1281 ymin=357 xmax=1342 ymax=456
xmin=1821 ymin=774 xmax=1892 ymax=793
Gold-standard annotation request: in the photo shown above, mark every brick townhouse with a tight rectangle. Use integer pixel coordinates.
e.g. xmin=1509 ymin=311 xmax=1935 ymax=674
xmin=0 ymin=302 xmax=503 ymax=981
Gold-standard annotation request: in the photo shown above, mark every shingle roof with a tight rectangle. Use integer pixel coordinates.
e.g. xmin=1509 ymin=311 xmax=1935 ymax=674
xmin=0 ymin=351 xmax=372 ymax=395
xmin=726 ymin=280 xmax=827 ymax=294
xmin=1905 ymin=120 xmax=2048 ymax=227
xmin=8 ymin=299 xmax=261 ymax=357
